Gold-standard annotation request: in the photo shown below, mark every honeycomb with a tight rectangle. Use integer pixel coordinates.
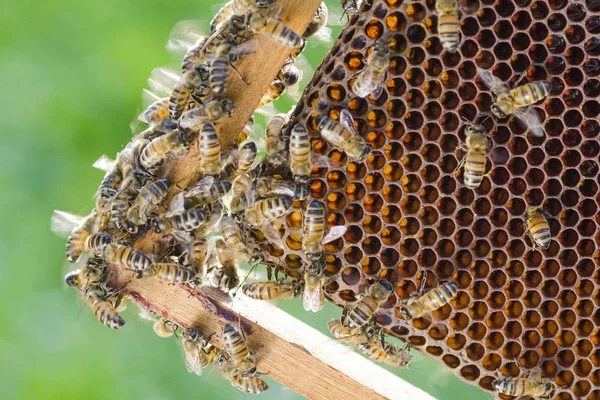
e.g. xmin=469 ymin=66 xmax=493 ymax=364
xmin=264 ymin=0 xmax=600 ymax=398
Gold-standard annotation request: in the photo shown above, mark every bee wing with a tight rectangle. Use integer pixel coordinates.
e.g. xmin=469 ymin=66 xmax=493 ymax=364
xmin=372 ymin=83 xmax=384 ymax=101
xmin=513 ymin=107 xmax=545 ymax=137
xmin=92 ymin=155 xmax=115 ymax=172
xmin=303 ymin=285 xmax=324 ymax=313
xmin=323 ymin=225 xmax=348 ymax=244
xmin=51 ymin=210 xmax=83 ymax=239
xmin=339 ymin=109 xmax=358 ymax=135
xmin=477 ymin=68 xmax=510 ymax=96
xmin=528 ymin=366 xmax=543 ymax=382
xmin=254 ymin=102 xmax=279 ymax=119
xmin=166 ymin=20 xmax=206 ymax=55
xmin=165 ymin=193 xmax=186 ymax=217
xmin=311 ymin=26 xmax=333 ymax=44
xmin=183 ymin=344 xmax=204 ymax=376
xmin=268 ymin=185 xmax=295 ymax=198
xmin=147 ymin=67 xmax=180 ymax=98
xmin=286 ymin=54 xmax=313 ymax=102
xmin=312 ymin=156 xmax=344 ymax=169
xmin=185 ymin=176 xmax=215 ymax=198
xmin=230 ymin=39 xmax=259 ymax=58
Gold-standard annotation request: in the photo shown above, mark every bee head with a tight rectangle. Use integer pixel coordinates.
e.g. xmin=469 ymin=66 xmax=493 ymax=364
xmin=293 ymin=281 xmax=305 ymax=297
xmin=65 ymin=271 xmax=80 ymax=287
xmin=249 ymin=254 xmax=263 ymax=265
xmin=358 ymin=145 xmax=372 ymax=161
xmin=544 ymin=382 xmax=554 ymax=395
xmin=183 ymin=326 xmax=202 ymax=342
xmin=491 ymin=104 xmax=507 ymax=119
xmin=151 ymin=219 xmax=163 ymax=233
xmin=399 ymin=306 xmax=412 ymax=320
xmin=125 ymin=222 xmax=138 ymax=234
xmin=222 ymin=99 xmax=235 ymax=116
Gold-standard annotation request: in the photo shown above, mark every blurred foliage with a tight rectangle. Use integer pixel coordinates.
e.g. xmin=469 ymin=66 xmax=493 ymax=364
xmin=0 ymin=0 xmax=490 ymax=398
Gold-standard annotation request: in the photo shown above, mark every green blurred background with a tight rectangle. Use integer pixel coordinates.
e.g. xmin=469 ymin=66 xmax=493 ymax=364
xmin=0 ymin=0 xmax=491 ymax=398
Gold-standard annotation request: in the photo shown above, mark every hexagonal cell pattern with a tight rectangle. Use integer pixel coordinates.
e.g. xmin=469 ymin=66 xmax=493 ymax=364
xmin=262 ymin=0 xmax=600 ymax=398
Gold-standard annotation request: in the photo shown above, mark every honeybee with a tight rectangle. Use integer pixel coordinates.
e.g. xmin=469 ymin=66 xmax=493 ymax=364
xmin=265 ymin=113 xmax=289 ymax=165
xmin=341 ymin=0 xmax=359 ymax=13
xmin=221 ymin=323 xmax=259 ymax=378
xmin=84 ymin=285 xmax=126 ymax=329
xmin=139 ymin=129 xmax=187 ymax=170
xmin=278 ymin=59 xmax=302 ymax=87
xmin=493 ymin=366 xmax=555 ymax=398
xmin=302 ymin=260 xmax=328 ymax=313
xmin=105 ymin=244 xmax=154 ymax=272
xmin=75 ymin=256 xmax=108 ymax=286
xmin=302 ymin=200 xmax=348 ymax=260
xmin=352 ymin=41 xmax=390 ymax=99
xmin=93 ymin=155 xmax=123 ymax=203
xmin=153 ymin=318 xmax=179 ymax=338
xmin=181 ymin=327 xmax=218 ymax=376
xmin=355 ymin=331 xmax=412 ymax=368
xmin=208 ymin=238 xmax=241 ymax=291
xmin=256 ymin=177 xmax=309 ymax=200
xmin=457 ymin=124 xmax=491 ymax=189
xmin=398 ymin=281 xmax=458 ymax=320
xmin=258 ymin=81 xmax=286 ymax=107
xmin=147 ymin=263 xmax=197 ymax=283
xmin=436 ymin=0 xmax=461 ymax=53
xmin=344 ymin=280 xmax=394 ymax=330
xmin=327 ymin=319 xmax=373 ymax=344
xmin=249 ymin=8 xmax=304 ymax=48
xmin=316 ymin=110 xmax=371 ymax=160
xmin=182 ymin=176 xmax=231 ymax=207
xmin=244 ymin=196 xmax=293 ymax=226
xmin=235 ymin=116 xmax=255 ymax=146
xmin=83 ymin=232 xmax=112 ymax=255
xmin=141 ymin=97 xmax=170 ymax=126
xmin=525 ymin=207 xmax=551 ymax=249
xmin=478 ymin=68 xmax=550 ymax=136
xmin=198 ymin=123 xmax=222 ymax=176
xmin=152 ymin=209 xmax=208 ymax=234
xmin=107 ymin=184 xmax=141 ymax=232
xmin=125 ymin=178 xmax=172 ymax=232
xmin=179 ymin=98 xmax=235 ymax=131
xmin=220 ymin=215 xmax=261 ymax=264
xmin=230 ymin=171 xmax=255 ymax=213
xmin=217 ymin=354 xmax=269 ymax=394
xmin=222 ymin=141 xmax=257 ymax=178
xmin=289 ymin=123 xmax=311 ymax=183
xmin=52 ymin=210 xmax=96 ymax=263
xmin=66 ymin=273 xmax=125 ymax=329
xmin=242 ymin=279 xmax=303 ymax=300
xmin=304 ymin=2 xmax=331 ymax=43
xmin=383 ymin=342 xmax=414 ymax=368
xmin=210 ymin=40 xmax=257 ymax=95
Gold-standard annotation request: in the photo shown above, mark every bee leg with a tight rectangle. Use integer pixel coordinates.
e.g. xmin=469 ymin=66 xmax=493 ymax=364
xmin=512 ymin=69 xmax=529 ymax=88
xmin=453 ymin=156 xmax=466 ymax=174
xmin=230 ymin=62 xmax=249 ymax=85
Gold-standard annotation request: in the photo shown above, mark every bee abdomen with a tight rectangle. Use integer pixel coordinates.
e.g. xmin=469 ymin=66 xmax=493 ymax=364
xmin=347 ymin=297 xmax=377 ymax=329
xmin=464 ymin=151 xmax=487 ymax=188
xmin=85 ymin=232 xmax=112 ymax=254
xmin=530 ymin=220 xmax=551 ymax=248
xmin=424 ymin=282 xmax=458 ymax=310
xmin=110 ymin=244 xmax=152 ymax=271
xmin=493 ymin=378 xmax=527 ymax=396
xmin=210 ymin=55 xmax=229 ymax=94
xmin=512 ymin=81 xmax=551 ymax=107
xmin=173 ymin=209 xmax=206 ymax=231
xmin=154 ymin=263 xmax=196 ymax=283
xmin=168 ymin=82 xmax=191 ymax=119
xmin=222 ymin=324 xmax=249 ymax=360
xmin=438 ymin=13 xmax=460 ymax=52
xmin=92 ymin=301 xmax=125 ymax=329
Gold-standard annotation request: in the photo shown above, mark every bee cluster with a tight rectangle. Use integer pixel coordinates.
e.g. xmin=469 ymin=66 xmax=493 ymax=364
xmin=53 ymin=0 xmax=600 ymax=398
